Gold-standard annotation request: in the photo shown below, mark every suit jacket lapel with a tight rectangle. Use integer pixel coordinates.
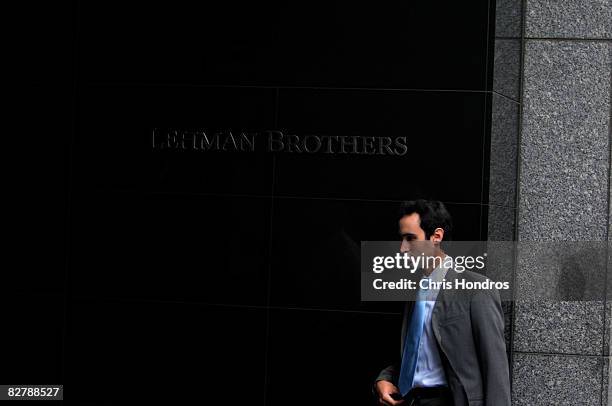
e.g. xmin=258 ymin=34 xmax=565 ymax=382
xmin=431 ymin=267 xmax=458 ymax=345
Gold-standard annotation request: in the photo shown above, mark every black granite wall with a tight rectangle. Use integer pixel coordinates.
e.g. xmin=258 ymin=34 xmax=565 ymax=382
xmin=22 ymin=2 xmax=497 ymax=404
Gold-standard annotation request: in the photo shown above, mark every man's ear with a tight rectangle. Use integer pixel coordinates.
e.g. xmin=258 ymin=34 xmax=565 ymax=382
xmin=430 ymin=227 xmax=445 ymax=244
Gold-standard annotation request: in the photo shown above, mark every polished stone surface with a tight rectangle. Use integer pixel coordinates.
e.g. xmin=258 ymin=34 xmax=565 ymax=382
xmin=77 ymin=2 xmax=492 ymax=90
xmin=519 ymin=40 xmax=611 ymax=241
xmin=526 ymin=0 xmax=612 ymax=39
xmin=69 ymin=299 xmax=267 ymax=403
xmin=489 ymin=93 xmax=519 ymax=208
xmin=493 ymin=39 xmax=522 ymax=100
xmin=274 ymin=89 xmax=487 ymax=202
xmin=268 ymin=198 xmax=484 ymax=312
xmin=512 ymin=352 xmax=603 ymax=405
xmin=515 ymin=242 xmax=607 ymax=301
xmin=70 ymin=191 xmax=272 ymax=306
xmin=513 ymin=301 xmax=604 ymax=355
xmin=495 ymin=0 xmax=523 ymax=37
xmin=487 ymin=205 xmax=516 ymax=241
xmin=266 ymin=308 xmax=401 ymax=406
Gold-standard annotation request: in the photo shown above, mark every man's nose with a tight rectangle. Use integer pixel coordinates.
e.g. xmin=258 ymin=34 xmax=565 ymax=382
xmin=400 ymin=239 xmax=410 ymax=253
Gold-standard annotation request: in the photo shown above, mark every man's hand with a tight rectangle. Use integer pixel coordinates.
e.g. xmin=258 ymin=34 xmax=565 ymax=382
xmin=375 ymin=380 xmax=404 ymax=405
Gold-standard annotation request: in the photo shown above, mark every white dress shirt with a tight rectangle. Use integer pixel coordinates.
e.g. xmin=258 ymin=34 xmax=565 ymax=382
xmin=412 ymin=258 xmax=449 ymax=388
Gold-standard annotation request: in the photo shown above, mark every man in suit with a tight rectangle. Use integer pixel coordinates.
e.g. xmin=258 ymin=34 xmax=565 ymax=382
xmin=374 ymin=200 xmax=510 ymax=406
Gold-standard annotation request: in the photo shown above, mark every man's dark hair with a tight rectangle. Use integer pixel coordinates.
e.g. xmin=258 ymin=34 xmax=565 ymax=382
xmin=398 ymin=199 xmax=453 ymax=241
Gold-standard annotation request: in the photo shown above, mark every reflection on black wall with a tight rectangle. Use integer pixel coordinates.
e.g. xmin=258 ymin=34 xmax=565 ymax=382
xmin=61 ymin=1 xmax=496 ymax=403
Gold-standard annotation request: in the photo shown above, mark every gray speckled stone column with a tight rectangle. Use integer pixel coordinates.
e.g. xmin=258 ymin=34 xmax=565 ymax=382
xmin=508 ymin=1 xmax=612 ymax=405
xmin=489 ymin=0 xmax=522 ymax=242
xmin=489 ymin=0 xmax=523 ymax=380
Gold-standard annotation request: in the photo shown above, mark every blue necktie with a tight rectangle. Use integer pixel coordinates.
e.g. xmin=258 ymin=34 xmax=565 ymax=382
xmin=398 ymin=284 xmax=428 ymax=397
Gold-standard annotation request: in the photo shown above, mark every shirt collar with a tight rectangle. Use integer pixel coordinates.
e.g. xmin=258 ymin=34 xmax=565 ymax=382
xmin=422 ymin=255 xmax=450 ymax=284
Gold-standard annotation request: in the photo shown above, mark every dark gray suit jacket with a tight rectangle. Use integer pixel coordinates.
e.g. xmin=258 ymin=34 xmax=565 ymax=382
xmin=375 ymin=269 xmax=511 ymax=406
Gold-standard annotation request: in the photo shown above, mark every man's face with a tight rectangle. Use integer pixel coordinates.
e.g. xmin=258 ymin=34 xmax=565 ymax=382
xmin=399 ymin=213 xmax=435 ymax=258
